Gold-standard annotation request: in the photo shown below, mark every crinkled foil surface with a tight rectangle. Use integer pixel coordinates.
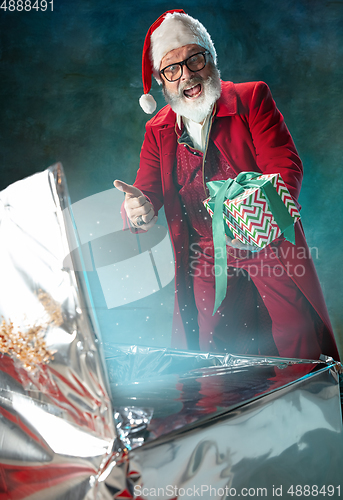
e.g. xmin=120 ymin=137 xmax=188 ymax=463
xmin=0 ymin=165 xmax=342 ymax=500
xmin=0 ymin=165 xmax=125 ymax=499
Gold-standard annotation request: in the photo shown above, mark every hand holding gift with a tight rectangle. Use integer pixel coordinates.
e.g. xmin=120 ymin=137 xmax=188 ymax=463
xmin=225 ymin=235 xmax=256 ymax=252
xmin=114 ymin=179 xmax=158 ymax=230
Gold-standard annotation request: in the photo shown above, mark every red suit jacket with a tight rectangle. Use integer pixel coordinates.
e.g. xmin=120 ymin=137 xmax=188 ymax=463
xmin=132 ymin=80 xmax=339 ymax=360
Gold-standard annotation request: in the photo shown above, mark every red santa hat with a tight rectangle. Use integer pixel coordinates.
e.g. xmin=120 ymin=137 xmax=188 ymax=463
xmin=139 ymin=10 xmax=217 ymax=114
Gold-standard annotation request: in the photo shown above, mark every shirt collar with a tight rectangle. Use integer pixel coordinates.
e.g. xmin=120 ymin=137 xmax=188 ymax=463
xmin=176 ymin=103 xmax=215 ymax=131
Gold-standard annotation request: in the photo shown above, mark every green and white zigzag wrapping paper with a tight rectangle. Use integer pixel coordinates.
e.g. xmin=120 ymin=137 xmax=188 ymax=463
xmin=203 ymin=173 xmax=301 ymax=250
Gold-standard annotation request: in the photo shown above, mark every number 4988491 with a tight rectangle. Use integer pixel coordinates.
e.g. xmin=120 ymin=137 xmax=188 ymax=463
xmin=0 ymin=0 xmax=53 ymax=11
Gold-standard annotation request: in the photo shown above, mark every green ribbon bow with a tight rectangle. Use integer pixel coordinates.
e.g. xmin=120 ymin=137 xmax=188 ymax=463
xmin=206 ymin=172 xmax=297 ymax=315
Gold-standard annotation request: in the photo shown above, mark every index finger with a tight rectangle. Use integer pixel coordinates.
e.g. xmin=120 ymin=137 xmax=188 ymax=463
xmin=113 ymin=180 xmax=143 ymax=198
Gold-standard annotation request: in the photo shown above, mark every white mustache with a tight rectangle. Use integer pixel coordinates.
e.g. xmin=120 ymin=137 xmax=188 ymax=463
xmin=178 ymin=76 xmax=204 ymax=97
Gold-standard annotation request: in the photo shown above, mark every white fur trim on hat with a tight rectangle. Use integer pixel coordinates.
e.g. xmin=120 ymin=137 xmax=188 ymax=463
xmin=151 ymin=12 xmax=217 ymax=79
xmin=139 ymin=93 xmax=157 ymax=114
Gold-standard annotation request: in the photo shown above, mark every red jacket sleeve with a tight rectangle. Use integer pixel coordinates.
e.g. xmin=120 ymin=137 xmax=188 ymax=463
xmin=246 ymin=82 xmax=303 ymax=201
xmin=134 ymin=122 xmax=164 ymax=215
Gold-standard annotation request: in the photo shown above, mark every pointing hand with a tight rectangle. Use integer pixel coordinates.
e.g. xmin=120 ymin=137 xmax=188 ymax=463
xmin=113 ymin=180 xmax=158 ymax=231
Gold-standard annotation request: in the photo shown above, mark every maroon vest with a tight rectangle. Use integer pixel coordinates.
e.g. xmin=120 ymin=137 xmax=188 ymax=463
xmin=175 ymin=133 xmax=236 ymax=255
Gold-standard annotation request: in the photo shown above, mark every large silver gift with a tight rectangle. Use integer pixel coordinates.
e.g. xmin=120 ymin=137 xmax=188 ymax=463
xmin=0 ymin=164 xmax=342 ymax=499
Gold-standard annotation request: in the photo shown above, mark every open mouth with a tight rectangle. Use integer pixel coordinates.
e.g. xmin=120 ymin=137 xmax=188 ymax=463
xmin=183 ymin=83 xmax=202 ymax=99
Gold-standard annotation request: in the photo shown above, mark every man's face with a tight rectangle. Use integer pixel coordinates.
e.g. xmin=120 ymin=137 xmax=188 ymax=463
xmin=160 ymin=44 xmax=213 ymax=100
xmin=159 ymin=43 xmax=221 ymax=123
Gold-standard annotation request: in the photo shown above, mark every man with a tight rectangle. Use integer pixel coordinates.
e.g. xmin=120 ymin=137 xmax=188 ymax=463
xmin=114 ymin=10 xmax=339 ymax=360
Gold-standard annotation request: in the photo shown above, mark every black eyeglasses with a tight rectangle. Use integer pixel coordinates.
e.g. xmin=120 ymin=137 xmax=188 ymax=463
xmin=160 ymin=51 xmax=209 ymax=82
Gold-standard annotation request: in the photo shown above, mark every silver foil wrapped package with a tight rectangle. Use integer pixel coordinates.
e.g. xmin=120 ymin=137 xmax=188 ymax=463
xmin=0 ymin=165 xmax=342 ymax=500
xmin=0 ymin=165 xmax=121 ymax=499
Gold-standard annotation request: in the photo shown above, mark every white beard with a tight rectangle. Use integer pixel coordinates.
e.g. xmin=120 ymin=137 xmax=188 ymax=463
xmin=162 ymin=65 xmax=222 ymax=123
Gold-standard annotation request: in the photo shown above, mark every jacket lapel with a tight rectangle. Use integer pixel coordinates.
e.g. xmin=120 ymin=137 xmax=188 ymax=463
xmin=159 ymin=126 xmax=177 ymax=194
xmin=216 ymin=81 xmax=238 ymax=117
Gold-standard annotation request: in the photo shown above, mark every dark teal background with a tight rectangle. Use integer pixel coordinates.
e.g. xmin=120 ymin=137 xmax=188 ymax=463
xmin=0 ymin=0 xmax=342 ymax=356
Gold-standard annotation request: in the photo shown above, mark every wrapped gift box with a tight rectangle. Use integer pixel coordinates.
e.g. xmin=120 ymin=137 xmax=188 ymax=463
xmin=203 ymin=172 xmax=301 ymax=250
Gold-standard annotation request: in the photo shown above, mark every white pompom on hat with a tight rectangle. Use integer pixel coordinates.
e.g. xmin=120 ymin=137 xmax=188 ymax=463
xmin=139 ymin=9 xmax=217 ymax=114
